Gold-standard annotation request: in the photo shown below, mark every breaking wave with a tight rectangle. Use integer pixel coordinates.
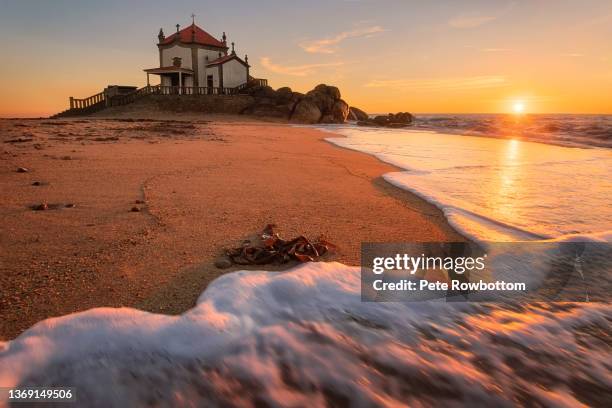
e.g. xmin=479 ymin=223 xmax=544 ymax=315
xmin=1 ymin=262 xmax=610 ymax=407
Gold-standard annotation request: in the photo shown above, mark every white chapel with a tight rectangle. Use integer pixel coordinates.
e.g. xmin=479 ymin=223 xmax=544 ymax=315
xmin=144 ymin=17 xmax=250 ymax=90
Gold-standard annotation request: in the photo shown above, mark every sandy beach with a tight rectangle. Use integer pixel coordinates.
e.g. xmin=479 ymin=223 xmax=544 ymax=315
xmin=0 ymin=115 xmax=464 ymax=340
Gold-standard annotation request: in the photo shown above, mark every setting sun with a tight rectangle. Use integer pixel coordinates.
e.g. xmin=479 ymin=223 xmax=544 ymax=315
xmin=513 ymin=101 xmax=526 ymax=114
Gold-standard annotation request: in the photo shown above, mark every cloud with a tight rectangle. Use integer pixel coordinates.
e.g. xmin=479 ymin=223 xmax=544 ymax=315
xmin=449 ymin=3 xmax=516 ymax=29
xmin=482 ymin=48 xmax=512 ymax=52
xmin=449 ymin=14 xmax=498 ymax=29
xmin=365 ymin=76 xmax=508 ymax=91
xmin=259 ymin=57 xmax=343 ymax=77
xmin=299 ymin=26 xmax=386 ymax=54
xmin=561 ymin=53 xmax=584 ymax=58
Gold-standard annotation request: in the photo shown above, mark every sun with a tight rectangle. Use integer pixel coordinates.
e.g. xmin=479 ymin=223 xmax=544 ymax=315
xmin=512 ymin=101 xmax=526 ymax=114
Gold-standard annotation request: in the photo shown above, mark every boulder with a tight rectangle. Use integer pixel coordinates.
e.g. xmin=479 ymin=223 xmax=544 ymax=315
xmin=275 ymin=87 xmax=293 ymax=104
xmin=288 ymin=92 xmax=305 ymax=111
xmin=313 ymin=84 xmax=341 ymax=100
xmin=357 ymin=112 xmax=414 ymax=128
xmin=290 ymin=99 xmax=322 ymax=124
xmin=305 ymin=91 xmax=335 ymax=113
xmin=305 ymin=83 xmax=343 ymax=113
xmin=317 ymin=100 xmax=349 ymax=124
xmin=373 ymin=115 xmax=389 ymax=125
xmin=239 ymin=83 xmax=351 ymax=124
xmin=320 ymin=114 xmax=335 ymax=124
xmin=331 ymin=100 xmax=349 ymax=123
xmin=391 ymin=112 xmax=413 ymax=124
xmin=246 ymin=85 xmax=277 ymax=99
xmin=349 ymin=106 xmax=369 ymax=121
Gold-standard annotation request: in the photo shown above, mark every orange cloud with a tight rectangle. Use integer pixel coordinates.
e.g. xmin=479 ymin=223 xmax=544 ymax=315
xmin=259 ymin=57 xmax=343 ymax=76
xmin=449 ymin=14 xmax=497 ymax=29
xmin=299 ymin=26 xmax=386 ymax=54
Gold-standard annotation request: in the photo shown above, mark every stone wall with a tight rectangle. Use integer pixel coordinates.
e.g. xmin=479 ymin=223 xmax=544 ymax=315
xmin=94 ymin=84 xmax=364 ymax=123
xmin=148 ymin=94 xmax=255 ymax=114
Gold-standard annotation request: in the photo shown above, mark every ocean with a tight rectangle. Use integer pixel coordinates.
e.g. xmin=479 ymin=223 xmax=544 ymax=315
xmin=324 ymin=114 xmax=612 ymax=242
xmin=413 ymin=113 xmax=612 ymax=149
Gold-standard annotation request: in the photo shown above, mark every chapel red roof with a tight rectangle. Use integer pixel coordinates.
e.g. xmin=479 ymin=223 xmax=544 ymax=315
xmin=159 ymin=24 xmax=227 ymax=48
xmin=206 ymin=53 xmax=248 ymax=67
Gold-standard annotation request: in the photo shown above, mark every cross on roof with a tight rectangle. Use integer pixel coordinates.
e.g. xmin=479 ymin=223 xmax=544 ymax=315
xmin=191 ymin=13 xmax=195 ymax=24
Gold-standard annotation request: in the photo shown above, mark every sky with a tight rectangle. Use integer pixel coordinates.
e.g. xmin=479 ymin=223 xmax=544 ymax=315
xmin=0 ymin=0 xmax=611 ymax=117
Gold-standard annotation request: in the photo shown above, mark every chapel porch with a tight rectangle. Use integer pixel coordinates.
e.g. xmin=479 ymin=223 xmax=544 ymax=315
xmin=144 ymin=66 xmax=195 ymax=93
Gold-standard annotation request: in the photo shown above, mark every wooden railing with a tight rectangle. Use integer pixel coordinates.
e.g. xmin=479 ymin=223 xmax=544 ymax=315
xmin=150 ymin=86 xmax=240 ymax=96
xmin=108 ymin=85 xmax=160 ymax=107
xmin=55 ymin=79 xmax=269 ymax=117
xmin=107 ymin=85 xmax=242 ymax=107
xmin=235 ymin=77 xmax=269 ymax=93
xmin=70 ymin=91 xmax=105 ymax=110
xmin=251 ymin=78 xmax=268 ymax=87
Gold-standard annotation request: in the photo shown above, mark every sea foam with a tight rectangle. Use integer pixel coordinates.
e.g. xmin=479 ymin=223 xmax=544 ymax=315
xmin=1 ymin=262 xmax=610 ymax=407
xmin=323 ymin=125 xmax=611 ymax=242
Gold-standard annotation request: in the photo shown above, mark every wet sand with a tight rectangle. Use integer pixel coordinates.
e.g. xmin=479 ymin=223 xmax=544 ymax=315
xmin=0 ymin=115 xmax=464 ymax=340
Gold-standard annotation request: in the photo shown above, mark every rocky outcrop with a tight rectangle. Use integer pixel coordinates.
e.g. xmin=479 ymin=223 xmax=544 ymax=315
xmin=290 ymin=99 xmax=321 ymax=123
xmin=289 ymin=84 xmax=349 ymax=124
xmin=117 ymin=83 xmax=364 ymax=124
xmin=357 ymin=112 xmax=414 ymax=128
xmin=348 ymin=106 xmax=369 ymax=121
xmin=240 ymin=83 xmax=350 ymax=124
xmin=329 ymin=100 xmax=349 ymax=123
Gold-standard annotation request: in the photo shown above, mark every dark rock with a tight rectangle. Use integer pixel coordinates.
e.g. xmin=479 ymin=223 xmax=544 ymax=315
xmin=291 ymin=83 xmax=348 ymax=123
xmin=290 ymin=99 xmax=322 ymax=124
xmin=290 ymin=92 xmax=305 ymax=102
xmin=5 ymin=137 xmax=33 ymax=143
xmin=94 ymin=136 xmax=119 ymax=142
xmin=391 ymin=112 xmax=414 ymax=124
xmin=305 ymin=92 xmax=335 ymax=113
xmin=373 ymin=115 xmax=390 ymax=125
xmin=287 ymin=92 xmax=305 ymax=112
xmin=65 ymin=203 xmax=76 ymax=208
xmin=275 ymin=87 xmax=293 ymax=104
xmin=130 ymin=206 xmax=141 ymax=212
xmin=16 ymin=167 xmax=29 ymax=173
xmin=214 ymin=258 xmax=232 ymax=269
xmin=239 ymin=83 xmax=350 ymax=124
xmin=32 ymin=181 xmax=42 ymax=186
xmin=33 ymin=203 xmax=48 ymax=211
xmin=135 ymin=200 xmax=145 ymax=204
xmin=320 ymin=100 xmax=349 ymax=124
xmin=357 ymin=112 xmax=414 ymax=128
xmin=313 ymin=84 xmax=341 ymax=100
xmin=349 ymin=107 xmax=369 ymax=121
xmin=246 ymin=85 xmax=277 ymax=99
xmin=331 ymin=100 xmax=349 ymax=123
xmin=320 ymin=114 xmax=335 ymax=124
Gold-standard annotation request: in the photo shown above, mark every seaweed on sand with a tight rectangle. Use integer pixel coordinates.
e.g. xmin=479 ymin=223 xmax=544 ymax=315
xmin=226 ymin=224 xmax=336 ymax=265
